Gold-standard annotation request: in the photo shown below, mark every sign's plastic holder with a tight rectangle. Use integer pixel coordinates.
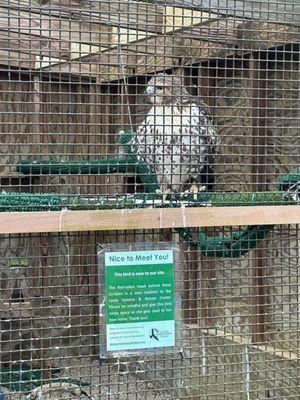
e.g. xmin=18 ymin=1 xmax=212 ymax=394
xmin=98 ymin=242 xmax=183 ymax=358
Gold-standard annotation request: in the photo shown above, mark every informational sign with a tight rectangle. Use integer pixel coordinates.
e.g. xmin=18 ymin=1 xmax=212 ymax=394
xmin=104 ymin=249 xmax=175 ymax=352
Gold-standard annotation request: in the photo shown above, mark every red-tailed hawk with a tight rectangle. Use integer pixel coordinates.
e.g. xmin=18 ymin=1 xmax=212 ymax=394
xmin=132 ymin=73 xmax=219 ymax=194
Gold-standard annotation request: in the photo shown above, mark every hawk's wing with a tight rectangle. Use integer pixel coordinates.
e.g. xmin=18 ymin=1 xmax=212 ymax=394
xmin=192 ymin=97 xmax=220 ymax=165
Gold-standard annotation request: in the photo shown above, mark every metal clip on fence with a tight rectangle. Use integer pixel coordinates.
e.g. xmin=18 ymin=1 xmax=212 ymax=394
xmin=16 ymin=130 xmax=300 ymax=258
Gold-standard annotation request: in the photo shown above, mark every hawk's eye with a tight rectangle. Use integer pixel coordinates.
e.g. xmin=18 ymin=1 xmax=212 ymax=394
xmin=156 ymin=86 xmax=163 ymax=90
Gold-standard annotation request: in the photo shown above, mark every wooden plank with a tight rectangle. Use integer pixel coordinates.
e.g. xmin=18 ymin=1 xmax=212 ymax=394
xmin=251 ymin=241 xmax=267 ymax=343
xmin=1 ymin=0 xmax=164 ymax=34
xmin=53 ymin=1 xmax=163 ymax=34
xmin=39 ymin=33 xmax=180 ymax=72
xmin=40 ymin=60 xmax=98 ymax=78
xmin=250 ymin=54 xmax=268 ymax=344
xmin=77 ymin=20 xmax=298 ymax=69
xmin=98 ymin=54 xmax=178 ymax=81
xmin=0 ymin=49 xmax=36 ymax=69
xmin=39 ymin=60 xmax=117 ymax=81
xmin=89 ymin=51 xmax=138 ymax=66
xmin=38 ymin=49 xmax=136 ymax=72
xmin=68 ymin=16 xmax=217 ymax=63
xmin=0 ymin=7 xmax=110 ymax=45
xmin=32 ymin=13 xmax=298 ymax=74
xmin=0 ymin=29 xmax=70 ymax=59
xmin=110 ymin=26 xmax=149 ymax=46
xmin=43 ymin=51 xmax=178 ymax=81
xmin=234 ymin=21 xmax=300 ymax=53
xmin=126 ymin=35 xmax=184 ymax=58
xmin=30 ymin=9 xmax=217 ymax=66
xmin=70 ymin=43 xmax=102 ymax=60
xmin=164 ymin=6 xmax=212 ymax=33
xmin=135 ymin=55 xmax=179 ymax=75
xmin=30 ymin=76 xmax=41 ymax=159
xmin=180 ymin=17 xmax=238 ymax=45
xmin=68 ymin=27 xmax=155 ymax=63
xmin=0 ymin=1 xmax=297 ymax=73
xmin=0 ymin=52 xmax=90 ymax=81
xmin=98 ymin=64 xmax=131 ymax=83
xmin=182 ymin=19 xmax=300 ymax=64
xmin=198 ymin=65 xmax=216 ymax=328
xmin=0 ymin=6 xmax=110 ymax=65
xmin=160 ymin=0 xmax=300 ymax=25
xmin=38 ymin=11 xmax=218 ymax=66
xmin=0 ymin=205 xmax=298 ymax=234
xmin=1 ymin=301 xmax=32 ymax=318
xmin=182 ymin=38 xmax=233 ymax=66
xmin=200 ymin=327 xmax=300 ymax=362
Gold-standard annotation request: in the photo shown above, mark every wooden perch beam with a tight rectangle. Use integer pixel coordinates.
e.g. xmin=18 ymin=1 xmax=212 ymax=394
xmin=0 ymin=205 xmax=299 ymax=234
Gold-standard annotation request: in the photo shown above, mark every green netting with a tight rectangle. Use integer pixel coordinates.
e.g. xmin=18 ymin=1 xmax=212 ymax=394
xmin=17 ymin=131 xmax=299 ymax=201
xmin=176 ymin=224 xmax=275 ymax=258
xmin=197 ymin=224 xmax=275 ymax=258
xmin=17 ymin=131 xmax=160 ymax=193
xmin=277 ymin=169 xmax=300 ymax=189
xmin=0 ymin=190 xmax=295 ymax=212
xmin=14 ymin=130 xmax=300 ymax=257
xmin=0 ymin=363 xmax=89 ymax=393
xmin=0 ymin=190 xmax=295 ymax=257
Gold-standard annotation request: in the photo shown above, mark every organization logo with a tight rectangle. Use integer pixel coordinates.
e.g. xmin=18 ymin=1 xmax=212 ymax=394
xmin=149 ymin=327 xmax=172 ymax=341
xmin=149 ymin=328 xmax=159 ymax=341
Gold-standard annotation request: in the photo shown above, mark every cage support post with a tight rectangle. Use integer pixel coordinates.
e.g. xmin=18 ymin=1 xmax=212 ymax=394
xmin=92 ymin=83 xmax=108 ymax=356
xmin=120 ymin=78 xmax=136 ymax=194
xmin=250 ymin=54 xmax=267 ymax=343
xmin=32 ymin=76 xmax=41 ymax=150
xmin=198 ymin=63 xmax=217 ymax=328
xmin=86 ymin=84 xmax=99 ymax=195
xmin=173 ymin=66 xmax=199 ymax=323
xmin=32 ymin=75 xmax=49 ymax=378
xmin=170 ymin=68 xmax=190 ymax=323
xmin=37 ymin=77 xmax=52 ymax=380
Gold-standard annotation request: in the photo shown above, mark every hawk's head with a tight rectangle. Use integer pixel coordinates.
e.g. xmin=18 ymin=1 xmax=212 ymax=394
xmin=144 ymin=74 xmax=189 ymax=105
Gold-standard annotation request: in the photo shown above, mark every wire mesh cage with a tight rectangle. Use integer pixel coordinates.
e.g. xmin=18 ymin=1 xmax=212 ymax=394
xmin=0 ymin=0 xmax=299 ymax=399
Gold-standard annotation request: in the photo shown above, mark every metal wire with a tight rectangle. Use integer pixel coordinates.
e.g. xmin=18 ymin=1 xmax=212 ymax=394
xmin=0 ymin=1 xmax=299 ymax=399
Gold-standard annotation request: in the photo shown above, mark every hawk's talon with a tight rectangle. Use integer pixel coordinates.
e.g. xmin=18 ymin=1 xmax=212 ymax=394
xmin=156 ymin=188 xmax=172 ymax=203
xmin=185 ymin=185 xmax=207 ymax=201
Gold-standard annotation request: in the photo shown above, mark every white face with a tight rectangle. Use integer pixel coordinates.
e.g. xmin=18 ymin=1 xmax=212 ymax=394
xmin=144 ymin=84 xmax=166 ymax=105
xmin=144 ymin=74 xmax=189 ymax=105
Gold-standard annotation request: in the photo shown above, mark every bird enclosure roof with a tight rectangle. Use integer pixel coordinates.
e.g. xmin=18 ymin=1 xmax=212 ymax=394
xmin=161 ymin=0 xmax=300 ymax=26
xmin=0 ymin=0 xmax=299 ymax=81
